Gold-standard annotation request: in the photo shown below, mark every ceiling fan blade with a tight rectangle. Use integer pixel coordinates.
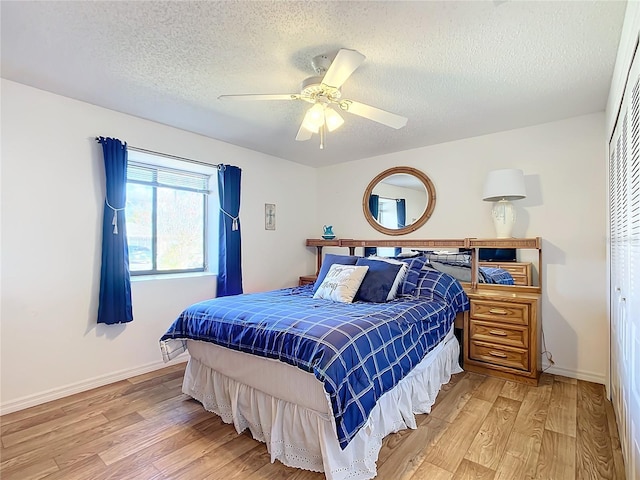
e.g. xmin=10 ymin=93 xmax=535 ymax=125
xmin=218 ymin=94 xmax=300 ymax=101
xmin=338 ymin=99 xmax=408 ymax=129
xmin=321 ymin=49 xmax=366 ymax=89
xmin=295 ymin=122 xmax=313 ymax=141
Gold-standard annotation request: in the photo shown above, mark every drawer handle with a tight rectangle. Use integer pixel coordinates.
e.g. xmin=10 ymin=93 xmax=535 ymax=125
xmin=489 ymin=329 xmax=508 ymax=336
xmin=489 ymin=351 xmax=508 ymax=358
xmin=488 ymin=308 xmax=508 ymax=315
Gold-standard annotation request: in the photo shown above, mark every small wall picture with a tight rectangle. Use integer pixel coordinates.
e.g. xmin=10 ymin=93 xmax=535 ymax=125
xmin=265 ymin=203 xmax=276 ymax=230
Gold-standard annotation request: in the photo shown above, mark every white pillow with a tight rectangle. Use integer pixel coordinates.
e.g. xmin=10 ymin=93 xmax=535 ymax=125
xmin=312 ymin=264 xmax=369 ymax=303
xmin=367 ymin=256 xmax=409 ymax=300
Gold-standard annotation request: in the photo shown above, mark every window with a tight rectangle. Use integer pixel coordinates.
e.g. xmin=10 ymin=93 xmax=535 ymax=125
xmin=376 ymin=198 xmax=398 ymax=257
xmin=378 ymin=197 xmax=398 ymax=230
xmin=125 ymin=159 xmax=213 ymax=275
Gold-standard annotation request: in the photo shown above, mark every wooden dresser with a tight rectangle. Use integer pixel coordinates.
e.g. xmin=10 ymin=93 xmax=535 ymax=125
xmin=479 ymin=261 xmax=532 ymax=286
xmin=463 ymin=289 xmax=541 ymax=385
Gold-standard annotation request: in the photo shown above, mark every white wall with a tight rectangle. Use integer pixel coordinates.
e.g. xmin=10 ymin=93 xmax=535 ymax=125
xmin=317 ymin=113 xmax=608 ymax=383
xmin=0 ymin=80 xmax=317 ymax=412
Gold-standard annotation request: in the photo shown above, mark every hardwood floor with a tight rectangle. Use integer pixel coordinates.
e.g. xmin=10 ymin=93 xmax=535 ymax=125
xmin=0 ymin=364 xmax=625 ymax=480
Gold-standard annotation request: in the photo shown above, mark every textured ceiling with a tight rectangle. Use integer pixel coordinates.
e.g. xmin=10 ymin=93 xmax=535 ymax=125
xmin=0 ymin=1 xmax=627 ymax=167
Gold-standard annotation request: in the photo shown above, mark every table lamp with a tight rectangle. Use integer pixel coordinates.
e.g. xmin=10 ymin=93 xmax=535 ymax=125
xmin=482 ymin=168 xmax=527 ymax=238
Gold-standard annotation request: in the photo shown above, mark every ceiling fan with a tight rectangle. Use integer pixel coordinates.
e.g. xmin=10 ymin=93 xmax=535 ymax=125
xmin=218 ymin=49 xmax=408 ymax=149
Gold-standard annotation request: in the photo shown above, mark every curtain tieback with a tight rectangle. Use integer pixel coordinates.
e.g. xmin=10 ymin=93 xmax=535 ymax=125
xmin=105 ymin=198 xmax=125 ymax=234
xmin=220 ymin=208 xmax=239 ymax=231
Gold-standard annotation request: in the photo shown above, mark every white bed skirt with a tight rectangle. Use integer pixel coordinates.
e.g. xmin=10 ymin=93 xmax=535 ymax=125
xmin=182 ymin=330 xmax=462 ymax=480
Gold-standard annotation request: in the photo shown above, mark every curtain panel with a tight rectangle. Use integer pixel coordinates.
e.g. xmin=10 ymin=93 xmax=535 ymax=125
xmin=217 ymin=165 xmax=243 ymax=296
xmin=97 ymin=137 xmax=133 ymax=325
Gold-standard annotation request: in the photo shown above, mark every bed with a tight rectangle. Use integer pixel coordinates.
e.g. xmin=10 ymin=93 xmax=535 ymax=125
xmin=160 ymin=261 xmax=469 ymax=480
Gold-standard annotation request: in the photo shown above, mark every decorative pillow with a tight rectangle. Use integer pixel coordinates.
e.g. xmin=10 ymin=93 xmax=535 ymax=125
xmin=313 ymin=254 xmax=359 ymax=293
xmin=313 ymin=264 xmax=369 ymax=303
xmin=366 ymin=256 xmax=408 ymax=299
xmin=355 ymin=258 xmax=404 ymax=303
xmin=397 ymin=256 xmax=428 ymax=296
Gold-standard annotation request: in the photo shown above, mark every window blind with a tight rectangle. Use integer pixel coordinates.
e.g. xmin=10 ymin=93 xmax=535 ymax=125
xmin=127 ymin=162 xmax=210 ymax=193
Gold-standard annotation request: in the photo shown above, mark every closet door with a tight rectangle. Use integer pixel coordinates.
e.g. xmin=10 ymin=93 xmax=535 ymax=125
xmin=610 ymin=104 xmax=630 ymax=468
xmin=609 ymin=42 xmax=640 ymax=479
xmin=628 ymin=62 xmax=640 ymax=478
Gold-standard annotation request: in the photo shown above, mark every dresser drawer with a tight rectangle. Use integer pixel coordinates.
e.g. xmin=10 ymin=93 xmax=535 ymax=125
xmin=469 ymin=341 xmax=529 ymax=371
xmin=470 ymin=299 xmax=529 ymax=325
xmin=498 ymin=264 xmax=528 ymax=275
xmin=469 ymin=320 xmax=528 ymax=349
xmin=511 ymin=274 xmax=529 ymax=286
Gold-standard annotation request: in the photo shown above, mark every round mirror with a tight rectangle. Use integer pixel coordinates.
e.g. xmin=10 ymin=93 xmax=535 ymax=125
xmin=363 ymin=166 xmax=436 ymax=236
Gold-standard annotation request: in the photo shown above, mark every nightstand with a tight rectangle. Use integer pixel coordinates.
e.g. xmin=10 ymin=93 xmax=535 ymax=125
xmin=463 ymin=290 xmax=541 ymax=385
xmin=299 ymin=275 xmax=317 ymax=286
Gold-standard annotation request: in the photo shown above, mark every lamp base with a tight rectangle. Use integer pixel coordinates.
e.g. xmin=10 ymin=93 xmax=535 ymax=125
xmin=491 ymin=199 xmax=516 ymax=238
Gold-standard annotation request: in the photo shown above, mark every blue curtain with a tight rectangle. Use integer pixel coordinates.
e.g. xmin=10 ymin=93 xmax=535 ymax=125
xmin=97 ymin=137 xmax=133 ymax=325
xmin=394 ymin=199 xmax=407 ymax=256
xmin=364 ymin=194 xmax=380 ymax=257
xmin=217 ymin=165 xmax=243 ymax=296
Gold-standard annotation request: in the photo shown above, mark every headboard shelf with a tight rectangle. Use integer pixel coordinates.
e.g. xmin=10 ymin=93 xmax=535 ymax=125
xmin=307 ymin=237 xmax=541 ymax=250
xmin=305 ymin=237 xmax=542 ymax=292
xmin=338 ymin=238 xmax=467 ymax=248
xmin=467 ymin=237 xmax=541 ymax=249
xmin=306 ymin=239 xmax=340 ymax=247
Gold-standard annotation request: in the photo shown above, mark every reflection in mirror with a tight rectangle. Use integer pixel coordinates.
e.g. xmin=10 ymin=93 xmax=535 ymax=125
xmin=416 ymin=247 xmax=539 ymax=289
xmin=363 ymin=167 xmax=436 ymax=236
xmin=474 ymin=248 xmax=539 ymax=288
xmin=372 ymin=174 xmax=426 ymax=228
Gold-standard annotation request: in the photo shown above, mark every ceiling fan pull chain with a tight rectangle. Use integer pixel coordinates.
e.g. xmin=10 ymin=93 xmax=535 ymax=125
xmin=320 ymin=123 xmax=325 ymax=150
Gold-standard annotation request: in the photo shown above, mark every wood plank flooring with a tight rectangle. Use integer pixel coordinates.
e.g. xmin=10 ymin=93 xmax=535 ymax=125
xmin=0 ymin=364 xmax=625 ymax=479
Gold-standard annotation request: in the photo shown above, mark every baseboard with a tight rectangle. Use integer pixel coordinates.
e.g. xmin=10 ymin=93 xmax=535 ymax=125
xmin=541 ymin=362 xmax=606 ymax=385
xmin=0 ymin=354 xmax=189 ymax=416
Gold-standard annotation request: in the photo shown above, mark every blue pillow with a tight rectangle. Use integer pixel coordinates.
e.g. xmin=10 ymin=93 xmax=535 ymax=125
xmin=313 ymin=254 xmax=359 ymax=293
xmin=397 ymin=256 xmax=428 ymax=296
xmin=354 ymin=258 xmax=403 ymax=303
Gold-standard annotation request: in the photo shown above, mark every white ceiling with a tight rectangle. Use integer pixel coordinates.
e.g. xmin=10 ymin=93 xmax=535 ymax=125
xmin=0 ymin=1 xmax=626 ymax=167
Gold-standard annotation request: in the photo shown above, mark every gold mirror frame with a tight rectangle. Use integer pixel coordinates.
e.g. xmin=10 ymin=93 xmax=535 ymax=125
xmin=362 ymin=166 xmax=436 ymax=236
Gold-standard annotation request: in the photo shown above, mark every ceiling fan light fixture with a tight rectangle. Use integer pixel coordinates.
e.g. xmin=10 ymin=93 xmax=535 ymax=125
xmin=219 ymin=48 xmax=408 ymax=146
xmin=324 ymin=107 xmax=344 ymax=132
xmin=302 ymin=103 xmax=325 ymax=133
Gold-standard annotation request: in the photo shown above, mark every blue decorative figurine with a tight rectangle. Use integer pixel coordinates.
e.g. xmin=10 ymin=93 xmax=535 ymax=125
xmin=322 ymin=225 xmax=335 ymax=240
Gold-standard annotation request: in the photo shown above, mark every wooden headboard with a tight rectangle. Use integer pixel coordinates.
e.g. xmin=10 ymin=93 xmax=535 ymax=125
xmin=306 ymin=237 xmax=542 ymax=293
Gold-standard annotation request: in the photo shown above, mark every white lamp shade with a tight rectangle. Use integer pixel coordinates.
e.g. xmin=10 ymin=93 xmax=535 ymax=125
xmin=482 ymin=168 xmax=527 ymax=201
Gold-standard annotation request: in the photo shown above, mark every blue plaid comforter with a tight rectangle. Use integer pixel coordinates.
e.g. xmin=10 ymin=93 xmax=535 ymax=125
xmin=160 ymin=271 xmax=468 ymax=449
